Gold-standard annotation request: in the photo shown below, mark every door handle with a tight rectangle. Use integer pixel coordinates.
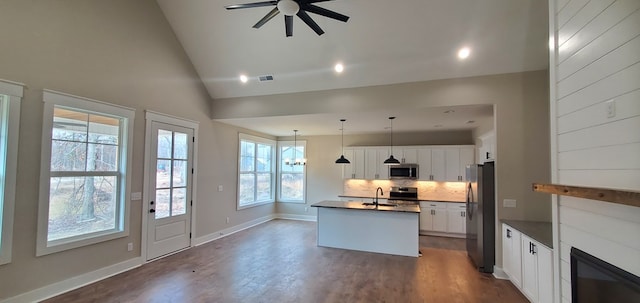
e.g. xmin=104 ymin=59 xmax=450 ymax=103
xmin=149 ymin=209 xmax=156 ymax=213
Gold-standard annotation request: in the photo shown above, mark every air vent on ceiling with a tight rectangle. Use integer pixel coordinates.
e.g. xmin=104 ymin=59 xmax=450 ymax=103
xmin=258 ymin=75 xmax=274 ymax=82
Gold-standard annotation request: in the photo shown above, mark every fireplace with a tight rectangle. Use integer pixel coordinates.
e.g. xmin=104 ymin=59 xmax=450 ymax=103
xmin=571 ymin=247 xmax=640 ymax=302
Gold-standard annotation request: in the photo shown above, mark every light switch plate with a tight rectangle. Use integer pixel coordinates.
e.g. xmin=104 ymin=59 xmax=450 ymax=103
xmin=131 ymin=192 xmax=142 ymax=200
xmin=218 ymin=185 xmax=224 ymax=192
xmin=503 ymin=199 xmax=517 ymax=208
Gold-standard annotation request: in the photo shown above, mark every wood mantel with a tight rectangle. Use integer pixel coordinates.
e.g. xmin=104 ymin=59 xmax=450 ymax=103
xmin=532 ymin=183 xmax=640 ymax=208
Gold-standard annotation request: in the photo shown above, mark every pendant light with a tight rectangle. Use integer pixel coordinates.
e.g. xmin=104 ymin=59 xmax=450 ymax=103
xmin=285 ymin=130 xmax=306 ymax=166
xmin=383 ymin=117 xmax=400 ymax=165
xmin=335 ymin=119 xmax=350 ymax=164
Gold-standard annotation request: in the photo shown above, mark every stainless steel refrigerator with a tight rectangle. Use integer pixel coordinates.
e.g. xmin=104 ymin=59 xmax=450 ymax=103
xmin=465 ymin=161 xmax=495 ymax=273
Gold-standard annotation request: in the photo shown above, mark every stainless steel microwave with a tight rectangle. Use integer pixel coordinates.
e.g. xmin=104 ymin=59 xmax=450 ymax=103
xmin=389 ymin=164 xmax=419 ymax=179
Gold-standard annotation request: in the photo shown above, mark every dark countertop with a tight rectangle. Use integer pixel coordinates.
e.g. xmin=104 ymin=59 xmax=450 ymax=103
xmin=312 ymin=200 xmax=420 ymax=213
xmin=502 ymin=220 xmax=553 ymax=249
xmin=338 ymin=195 xmax=465 ymax=203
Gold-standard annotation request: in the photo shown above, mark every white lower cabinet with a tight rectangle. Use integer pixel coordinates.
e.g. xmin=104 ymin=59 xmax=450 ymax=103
xmin=502 ymin=224 xmax=523 ymax=288
xmin=502 ymin=223 xmax=553 ymax=303
xmin=446 ymin=204 xmax=466 ymax=234
xmin=419 ymin=202 xmax=447 ymax=232
xmin=420 ymin=202 xmax=466 ymax=237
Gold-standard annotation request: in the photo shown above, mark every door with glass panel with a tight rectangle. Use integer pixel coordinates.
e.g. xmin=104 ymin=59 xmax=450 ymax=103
xmin=147 ymin=122 xmax=193 ymax=260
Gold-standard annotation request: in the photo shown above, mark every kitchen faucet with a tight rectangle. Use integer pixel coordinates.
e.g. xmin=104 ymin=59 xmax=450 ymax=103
xmin=375 ymin=187 xmax=384 ymax=207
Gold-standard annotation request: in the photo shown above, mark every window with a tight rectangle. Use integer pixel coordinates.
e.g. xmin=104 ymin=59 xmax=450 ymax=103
xmin=37 ymin=90 xmax=134 ymax=256
xmin=277 ymin=140 xmax=306 ymax=203
xmin=238 ymin=134 xmax=275 ymax=209
xmin=0 ymin=80 xmax=22 ymax=265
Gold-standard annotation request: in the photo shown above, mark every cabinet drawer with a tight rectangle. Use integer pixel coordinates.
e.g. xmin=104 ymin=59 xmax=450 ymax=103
xmin=419 ymin=201 xmax=448 ymax=209
xmin=446 ymin=203 xmax=466 ymax=209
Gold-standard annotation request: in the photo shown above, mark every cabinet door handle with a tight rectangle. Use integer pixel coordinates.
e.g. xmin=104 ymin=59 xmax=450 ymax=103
xmin=532 ymin=243 xmax=537 ymax=255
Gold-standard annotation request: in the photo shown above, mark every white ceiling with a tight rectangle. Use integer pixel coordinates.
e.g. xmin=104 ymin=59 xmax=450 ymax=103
xmin=156 ymin=0 xmax=548 ymax=136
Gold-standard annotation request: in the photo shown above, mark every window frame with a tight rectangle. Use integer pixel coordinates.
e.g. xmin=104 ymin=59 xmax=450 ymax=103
xmin=277 ymin=140 xmax=307 ymax=203
xmin=237 ymin=133 xmax=276 ymax=210
xmin=0 ymin=80 xmax=23 ymax=265
xmin=36 ymin=90 xmax=135 ymax=256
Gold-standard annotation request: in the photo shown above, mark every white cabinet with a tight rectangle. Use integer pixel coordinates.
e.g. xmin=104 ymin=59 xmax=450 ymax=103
xmin=502 ymin=224 xmax=523 ymax=288
xmin=521 ymin=235 xmax=553 ymax=303
xmin=417 ymin=148 xmax=433 ymax=181
xmin=430 ymin=149 xmax=446 ymax=181
xmin=398 ymin=147 xmax=418 ymax=163
xmin=478 ymin=132 xmax=495 ymax=163
xmin=342 ymin=148 xmax=365 ymax=179
xmin=365 ymin=148 xmax=389 ymax=180
xmin=502 ymin=223 xmax=553 ymax=303
xmin=444 ymin=147 xmax=475 ymax=181
xmin=446 ymin=203 xmax=466 ymax=234
xmin=419 ymin=202 xmax=447 ymax=233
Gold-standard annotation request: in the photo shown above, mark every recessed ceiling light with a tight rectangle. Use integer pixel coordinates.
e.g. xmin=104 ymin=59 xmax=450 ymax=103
xmin=335 ymin=63 xmax=344 ymax=73
xmin=466 ymin=120 xmax=475 ymax=124
xmin=434 ymin=124 xmax=443 ymax=128
xmin=458 ymin=47 xmax=471 ymax=59
xmin=239 ymin=75 xmax=248 ymax=83
xmin=444 ymin=110 xmax=455 ymax=114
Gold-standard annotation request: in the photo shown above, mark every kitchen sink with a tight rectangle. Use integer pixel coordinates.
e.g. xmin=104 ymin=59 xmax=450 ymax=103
xmin=362 ymin=202 xmax=397 ymax=207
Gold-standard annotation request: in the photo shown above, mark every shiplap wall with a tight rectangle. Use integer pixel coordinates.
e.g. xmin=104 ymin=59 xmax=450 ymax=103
xmin=551 ymin=0 xmax=640 ymax=302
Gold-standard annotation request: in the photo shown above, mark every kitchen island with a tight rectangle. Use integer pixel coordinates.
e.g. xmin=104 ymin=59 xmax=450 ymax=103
xmin=311 ymin=200 xmax=420 ymax=257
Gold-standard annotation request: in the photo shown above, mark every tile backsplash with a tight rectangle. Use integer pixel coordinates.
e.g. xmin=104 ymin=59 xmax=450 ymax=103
xmin=343 ymin=179 xmax=466 ymax=202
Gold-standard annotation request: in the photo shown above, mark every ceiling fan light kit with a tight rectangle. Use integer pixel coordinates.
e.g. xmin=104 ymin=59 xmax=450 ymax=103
xmin=225 ymin=0 xmax=349 ymax=37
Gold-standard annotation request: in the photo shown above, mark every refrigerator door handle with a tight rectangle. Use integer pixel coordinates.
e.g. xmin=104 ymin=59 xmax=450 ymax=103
xmin=466 ymin=182 xmax=474 ymax=220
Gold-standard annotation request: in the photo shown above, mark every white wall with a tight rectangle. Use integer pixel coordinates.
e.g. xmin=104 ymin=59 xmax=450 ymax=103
xmin=550 ymin=0 xmax=640 ymax=302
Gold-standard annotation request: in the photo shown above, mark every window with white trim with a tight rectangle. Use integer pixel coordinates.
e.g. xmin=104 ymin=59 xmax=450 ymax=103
xmin=0 ymin=80 xmax=22 ymax=265
xmin=277 ymin=140 xmax=306 ymax=203
xmin=37 ymin=90 xmax=134 ymax=256
xmin=237 ymin=134 xmax=275 ymax=209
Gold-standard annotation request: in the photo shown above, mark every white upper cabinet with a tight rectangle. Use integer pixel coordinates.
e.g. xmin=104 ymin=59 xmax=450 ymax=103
xmin=444 ymin=146 xmax=475 ymax=181
xmin=365 ymin=148 xmax=389 ymax=180
xmin=398 ymin=147 xmax=418 ymax=163
xmin=431 ymin=148 xmax=446 ymax=181
xmin=477 ymin=131 xmax=496 ymax=163
xmin=342 ymin=148 xmax=365 ymax=179
xmin=417 ymin=148 xmax=433 ymax=181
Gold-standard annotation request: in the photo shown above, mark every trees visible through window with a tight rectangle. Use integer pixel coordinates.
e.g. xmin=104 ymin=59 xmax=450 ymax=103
xmin=38 ymin=90 xmax=134 ymax=256
xmin=238 ymin=134 xmax=275 ymax=208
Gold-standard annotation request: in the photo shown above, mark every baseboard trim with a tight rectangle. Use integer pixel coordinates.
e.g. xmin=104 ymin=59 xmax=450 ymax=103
xmin=276 ymin=213 xmax=317 ymax=221
xmin=193 ymin=214 xmax=277 ymax=246
xmin=2 ymin=257 xmax=143 ymax=303
xmin=492 ymin=266 xmax=509 ymax=280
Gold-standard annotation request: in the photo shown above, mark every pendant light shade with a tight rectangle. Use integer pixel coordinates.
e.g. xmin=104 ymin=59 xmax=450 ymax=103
xmin=335 ymin=119 xmax=351 ymax=164
xmin=383 ymin=116 xmax=400 ymax=165
xmin=285 ymin=130 xmax=306 ymax=166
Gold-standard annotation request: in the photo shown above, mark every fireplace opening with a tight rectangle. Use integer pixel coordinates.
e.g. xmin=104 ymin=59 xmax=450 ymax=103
xmin=571 ymin=247 xmax=640 ymax=302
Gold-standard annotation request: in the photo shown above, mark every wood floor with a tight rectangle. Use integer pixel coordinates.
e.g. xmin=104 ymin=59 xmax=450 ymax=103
xmin=44 ymin=219 xmax=527 ymax=303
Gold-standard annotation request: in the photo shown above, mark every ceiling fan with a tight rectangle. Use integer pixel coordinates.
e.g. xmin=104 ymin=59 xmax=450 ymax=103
xmin=225 ymin=0 xmax=349 ymax=37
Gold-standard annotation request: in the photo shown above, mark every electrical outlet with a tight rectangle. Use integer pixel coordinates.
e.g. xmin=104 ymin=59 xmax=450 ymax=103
xmin=503 ymin=199 xmax=517 ymax=208
xmin=226 ymin=217 xmax=230 ymax=224
xmin=606 ymin=99 xmax=616 ymax=118
xmin=218 ymin=185 xmax=223 ymax=192
xmin=127 ymin=242 xmax=133 ymax=251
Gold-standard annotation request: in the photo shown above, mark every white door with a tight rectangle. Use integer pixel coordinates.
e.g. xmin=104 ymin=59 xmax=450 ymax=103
xmin=147 ymin=122 xmax=194 ymax=260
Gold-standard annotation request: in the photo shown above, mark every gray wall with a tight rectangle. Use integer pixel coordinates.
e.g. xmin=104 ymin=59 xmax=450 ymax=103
xmin=0 ymin=0 xmax=273 ymax=299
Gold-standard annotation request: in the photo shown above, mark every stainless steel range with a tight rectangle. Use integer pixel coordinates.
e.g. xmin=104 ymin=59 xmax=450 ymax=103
xmin=387 ymin=187 xmax=419 ymax=205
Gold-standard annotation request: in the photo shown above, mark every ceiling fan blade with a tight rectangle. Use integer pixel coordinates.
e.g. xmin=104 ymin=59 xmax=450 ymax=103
xmin=297 ymin=10 xmax=324 ymax=35
xmin=302 ymin=4 xmax=349 ymax=22
xmin=285 ymin=15 xmax=294 ymax=37
xmin=253 ymin=7 xmax=280 ymax=28
xmin=225 ymin=1 xmax=277 ymax=10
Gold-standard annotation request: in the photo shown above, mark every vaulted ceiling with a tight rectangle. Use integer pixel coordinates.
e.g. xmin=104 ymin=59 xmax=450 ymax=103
xmin=157 ymin=0 xmax=548 ymax=135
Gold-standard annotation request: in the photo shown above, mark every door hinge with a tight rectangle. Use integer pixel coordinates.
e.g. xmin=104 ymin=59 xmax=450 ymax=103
xmin=189 ymin=233 xmax=192 ymax=238
xmin=192 ymin=168 xmax=194 ymax=174
xmin=190 ymin=200 xmax=193 ymax=206
xmin=192 ymin=137 xmax=195 ymax=142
